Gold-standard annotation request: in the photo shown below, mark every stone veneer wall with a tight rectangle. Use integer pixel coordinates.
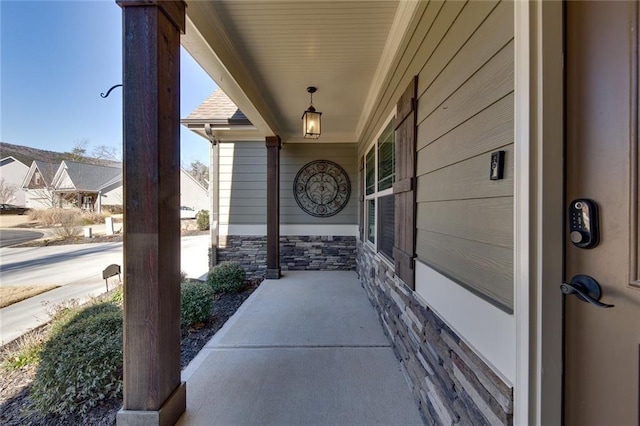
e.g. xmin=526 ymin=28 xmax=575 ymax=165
xmin=357 ymin=241 xmax=513 ymax=425
xmin=217 ymin=235 xmax=356 ymax=277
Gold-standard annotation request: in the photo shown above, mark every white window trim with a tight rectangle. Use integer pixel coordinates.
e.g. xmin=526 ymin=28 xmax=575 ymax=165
xmin=364 ymin=109 xmax=397 ymax=256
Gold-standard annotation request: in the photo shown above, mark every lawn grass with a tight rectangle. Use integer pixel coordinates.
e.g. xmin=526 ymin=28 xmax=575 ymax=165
xmin=0 ymin=285 xmax=60 ymax=308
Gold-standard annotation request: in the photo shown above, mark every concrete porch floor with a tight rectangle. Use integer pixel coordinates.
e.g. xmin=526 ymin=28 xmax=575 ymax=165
xmin=177 ymin=271 xmax=423 ymax=425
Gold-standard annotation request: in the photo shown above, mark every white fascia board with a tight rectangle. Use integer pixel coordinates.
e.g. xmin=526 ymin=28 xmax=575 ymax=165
xmin=20 ymin=162 xmax=38 ymax=189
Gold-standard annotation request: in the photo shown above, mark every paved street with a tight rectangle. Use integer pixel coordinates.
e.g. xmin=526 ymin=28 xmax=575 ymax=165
xmin=0 ymin=235 xmax=211 ymax=345
xmin=0 ymin=229 xmax=45 ymax=248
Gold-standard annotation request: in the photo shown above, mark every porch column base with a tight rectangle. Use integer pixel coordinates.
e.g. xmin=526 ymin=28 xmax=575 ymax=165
xmin=117 ymin=382 xmax=186 ymax=426
xmin=209 ymin=244 xmax=218 ymax=269
xmin=266 ymin=268 xmax=281 ymax=279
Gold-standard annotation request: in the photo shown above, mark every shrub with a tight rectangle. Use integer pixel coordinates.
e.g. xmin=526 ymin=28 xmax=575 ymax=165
xmin=207 ymin=261 xmax=246 ymax=293
xmin=2 ymin=341 xmax=42 ymax=370
xmin=43 ymin=298 xmax=81 ymax=330
xmin=80 ymin=211 xmax=106 ymax=225
xmin=109 ymin=285 xmax=124 ymax=305
xmin=52 ymin=223 xmax=82 ymax=238
xmin=196 ymin=209 xmax=210 ymax=231
xmin=31 ymin=208 xmax=82 ymax=227
xmin=27 ymin=209 xmax=43 ymax=221
xmin=180 ymin=282 xmax=214 ymax=327
xmin=103 ymin=205 xmax=123 ymax=215
xmin=0 ymin=329 xmax=47 ymax=371
xmin=30 ymin=302 xmax=123 ymax=416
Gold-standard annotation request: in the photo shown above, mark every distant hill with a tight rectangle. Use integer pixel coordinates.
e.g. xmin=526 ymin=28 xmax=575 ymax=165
xmin=0 ymin=142 xmax=119 ymax=167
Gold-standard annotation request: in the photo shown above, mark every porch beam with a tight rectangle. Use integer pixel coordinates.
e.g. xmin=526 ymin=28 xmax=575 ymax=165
xmin=265 ymin=136 xmax=281 ymax=279
xmin=116 ymin=1 xmax=186 ymax=425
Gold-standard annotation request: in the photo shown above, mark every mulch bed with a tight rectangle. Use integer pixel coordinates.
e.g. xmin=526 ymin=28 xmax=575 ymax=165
xmin=0 ymin=277 xmax=262 ymax=426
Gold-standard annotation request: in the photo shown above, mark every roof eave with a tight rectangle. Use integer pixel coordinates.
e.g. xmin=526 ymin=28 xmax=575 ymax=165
xmin=182 ymin=9 xmax=280 ymax=138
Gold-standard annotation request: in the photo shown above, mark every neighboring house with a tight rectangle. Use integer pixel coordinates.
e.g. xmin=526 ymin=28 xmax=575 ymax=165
xmin=180 ymin=169 xmax=208 ymax=212
xmin=0 ymin=156 xmax=29 ymax=205
xmin=21 ymin=157 xmax=206 ymax=214
xmin=117 ymin=2 xmax=638 ymax=426
xmin=21 ymin=160 xmax=60 ymax=209
xmin=22 ymin=160 xmax=121 ymax=212
xmin=50 ymin=160 xmax=123 ymax=212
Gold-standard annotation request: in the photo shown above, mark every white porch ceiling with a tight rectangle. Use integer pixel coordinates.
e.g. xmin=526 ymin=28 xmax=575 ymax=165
xmin=182 ymin=0 xmax=419 ymax=144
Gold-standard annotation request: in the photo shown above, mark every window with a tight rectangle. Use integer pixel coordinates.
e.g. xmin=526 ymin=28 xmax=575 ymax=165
xmin=364 ymin=118 xmax=395 ymax=260
xmin=367 ymin=199 xmax=375 ymax=244
xmin=377 ymin=123 xmax=395 ymax=191
xmin=365 ymin=147 xmax=375 ymax=196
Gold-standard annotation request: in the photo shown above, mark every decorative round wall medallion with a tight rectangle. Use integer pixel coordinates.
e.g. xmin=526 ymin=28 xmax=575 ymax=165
xmin=293 ymin=160 xmax=351 ymax=217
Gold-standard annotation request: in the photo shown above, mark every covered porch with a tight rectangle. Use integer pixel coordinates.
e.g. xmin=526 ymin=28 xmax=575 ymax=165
xmin=116 ymin=1 xmax=542 ymax=425
xmin=177 ymin=271 xmax=422 ymax=425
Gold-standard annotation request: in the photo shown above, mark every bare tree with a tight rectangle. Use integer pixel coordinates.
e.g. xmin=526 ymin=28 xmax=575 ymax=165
xmin=64 ymin=139 xmax=89 ymax=162
xmin=27 ymin=187 xmax=60 ymax=209
xmin=187 ymin=160 xmax=209 ymax=189
xmin=0 ymin=178 xmax=17 ymax=203
xmin=92 ymin=144 xmax=120 ymax=161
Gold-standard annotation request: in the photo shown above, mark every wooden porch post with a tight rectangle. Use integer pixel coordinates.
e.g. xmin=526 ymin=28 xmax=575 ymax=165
xmin=116 ymin=1 xmax=186 ymax=425
xmin=265 ymin=136 xmax=281 ymax=279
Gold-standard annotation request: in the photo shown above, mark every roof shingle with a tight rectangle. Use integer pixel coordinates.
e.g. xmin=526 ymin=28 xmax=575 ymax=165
xmin=184 ymin=89 xmax=249 ymax=122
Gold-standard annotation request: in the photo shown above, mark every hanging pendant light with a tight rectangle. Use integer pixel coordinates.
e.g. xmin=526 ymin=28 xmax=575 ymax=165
xmin=302 ymin=87 xmax=322 ymax=139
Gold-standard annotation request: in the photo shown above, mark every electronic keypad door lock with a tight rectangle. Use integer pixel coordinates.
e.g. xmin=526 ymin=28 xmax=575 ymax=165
xmin=568 ymin=198 xmax=599 ymax=249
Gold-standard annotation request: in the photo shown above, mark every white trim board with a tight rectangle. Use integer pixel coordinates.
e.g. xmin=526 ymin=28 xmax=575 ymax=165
xmin=220 ymin=224 xmax=359 ymax=237
xmin=415 ymin=261 xmax=516 ymax=385
xmin=513 ymin=2 xmax=564 ymax=425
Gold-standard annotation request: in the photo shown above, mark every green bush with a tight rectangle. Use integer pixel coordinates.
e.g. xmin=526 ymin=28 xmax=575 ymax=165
xmin=207 ymin=261 xmax=246 ymax=294
xmin=109 ymin=285 xmax=124 ymax=305
xmin=196 ymin=209 xmax=210 ymax=231
xmin=30 ymin=302 xmax=123 ymax=416
xmin=180 ymin=282 xmax=214 ymax=327
xmin=0 ymin=330 xmax=47 ymax=371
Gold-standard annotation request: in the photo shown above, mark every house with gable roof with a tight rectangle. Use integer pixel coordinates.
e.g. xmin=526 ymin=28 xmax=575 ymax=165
xmin=22 ymin=160 xmax=62 ymax=209
xmin=49 ymin=160 xmax=123 ymax=211
xmin=22 ymin=160 xmax=121 ymax=211
xmin=22 ymin=158 xmax=207 ymax=214
xmin=0 ymin=156 xmax=29 ymax=205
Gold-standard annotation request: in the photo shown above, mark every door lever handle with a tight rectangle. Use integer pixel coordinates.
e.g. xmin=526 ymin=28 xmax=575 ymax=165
xmin=561 ymin=275 xmax=614 ymax=308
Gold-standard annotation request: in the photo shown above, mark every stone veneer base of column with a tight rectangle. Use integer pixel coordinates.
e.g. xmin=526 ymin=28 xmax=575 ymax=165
xmin=266 ymin=268 xmax=281 ymax=279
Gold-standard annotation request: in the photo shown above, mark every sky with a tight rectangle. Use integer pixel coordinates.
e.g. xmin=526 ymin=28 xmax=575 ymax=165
xmin=0 ymin=0 xmax=218 ymax=166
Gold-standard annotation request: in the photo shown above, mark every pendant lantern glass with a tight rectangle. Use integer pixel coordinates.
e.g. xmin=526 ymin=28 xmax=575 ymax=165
xmin=302 ymin=87 xmax=322 ymax=139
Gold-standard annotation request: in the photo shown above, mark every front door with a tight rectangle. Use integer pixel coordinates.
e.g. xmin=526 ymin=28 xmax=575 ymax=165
xmin=565 ymin=2 xmax=640 ymax=425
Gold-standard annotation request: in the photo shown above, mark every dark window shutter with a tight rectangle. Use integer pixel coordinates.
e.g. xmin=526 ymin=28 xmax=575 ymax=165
xmin=378 ymin=194 xmax=395 ymax=260
xmin=359 ymin=156 xmax=365 ymax=241
xmin=393 ymin=76 xmax=417 ymax=289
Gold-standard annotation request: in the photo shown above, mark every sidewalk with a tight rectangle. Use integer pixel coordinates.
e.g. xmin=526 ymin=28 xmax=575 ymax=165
xmin=178 ymin=271 xmax=423 ymax=425
xmin=0 ymin=235 xmax=210 ymax=345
